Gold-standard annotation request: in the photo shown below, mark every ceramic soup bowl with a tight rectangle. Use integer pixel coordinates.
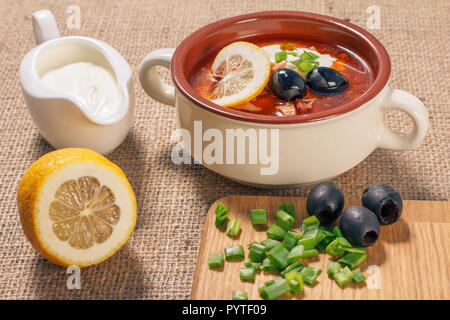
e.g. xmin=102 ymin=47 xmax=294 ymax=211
xmin=139 ymin=11 xmax=428 ymax=187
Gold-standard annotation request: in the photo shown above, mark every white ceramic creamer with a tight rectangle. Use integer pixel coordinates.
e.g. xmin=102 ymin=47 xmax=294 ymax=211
xmin=20 ymin=10 xmax=133 ymax=155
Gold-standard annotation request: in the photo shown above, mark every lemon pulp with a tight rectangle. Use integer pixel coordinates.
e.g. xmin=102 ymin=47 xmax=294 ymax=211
xmin=209 ymin=41 xmax=271 ymax=107
xmin=17 ymin=148 xmax=136 ymax=267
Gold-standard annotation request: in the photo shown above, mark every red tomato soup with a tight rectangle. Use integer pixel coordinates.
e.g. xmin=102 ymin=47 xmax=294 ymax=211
xmin=189 ymin=39 xmax=374 ymax=117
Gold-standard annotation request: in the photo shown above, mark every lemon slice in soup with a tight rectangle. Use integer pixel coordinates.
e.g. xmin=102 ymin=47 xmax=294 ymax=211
xmin=209 ymin=41 xmax=271 ymax=107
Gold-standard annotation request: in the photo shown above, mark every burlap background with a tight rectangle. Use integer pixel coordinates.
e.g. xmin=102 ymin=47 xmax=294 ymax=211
xmin=0 ymin=0 xmax=448 ymax=299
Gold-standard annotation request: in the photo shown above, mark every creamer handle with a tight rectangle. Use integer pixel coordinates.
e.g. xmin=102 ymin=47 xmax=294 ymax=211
xmin=378 ymin=87 xmax=428 ymax=150
xmin=139 ymin=48 xmax=175 ymax=106
xmin=32 ymin=10 xmax=61 ymax=45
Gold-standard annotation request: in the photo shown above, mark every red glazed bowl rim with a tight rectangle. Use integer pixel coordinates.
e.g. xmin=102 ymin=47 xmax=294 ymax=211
xmin=171 ymin=11 xmax=391 ymax=124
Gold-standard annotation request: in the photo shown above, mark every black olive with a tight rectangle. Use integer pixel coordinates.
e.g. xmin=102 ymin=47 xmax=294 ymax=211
xmin=339 ymin=206 xmax=380 ymax=247
xmin=306 ymin=182 xmax=345 ymax=225
xmin=362 ymin=184 xmax=403 ymax=225
xmin=305 ymin=67 xmax=348 ymax=95
xmin=269 ymin=68 xmax=306 ymax=101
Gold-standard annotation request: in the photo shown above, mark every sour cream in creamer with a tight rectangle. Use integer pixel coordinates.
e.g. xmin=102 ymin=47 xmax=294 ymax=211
xmin=41 ymin=62 xmax=121 ymax=118
xmin=262 ymin=44 xmax=336 ymax=69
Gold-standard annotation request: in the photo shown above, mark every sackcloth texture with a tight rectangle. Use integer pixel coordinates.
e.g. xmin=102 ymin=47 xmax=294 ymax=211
xmin=0 ymin=0 xmax=448 ymax=299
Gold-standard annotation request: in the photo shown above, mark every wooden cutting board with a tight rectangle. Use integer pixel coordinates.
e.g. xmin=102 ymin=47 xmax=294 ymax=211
xmin=191 ymin=196 xmax=449 ymax=300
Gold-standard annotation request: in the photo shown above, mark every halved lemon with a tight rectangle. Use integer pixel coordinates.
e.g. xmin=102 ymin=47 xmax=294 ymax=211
xmin=209 ymin=41 xmax=271 ymax=107
xmin=17 ymin=148 xmax=137 ymax=268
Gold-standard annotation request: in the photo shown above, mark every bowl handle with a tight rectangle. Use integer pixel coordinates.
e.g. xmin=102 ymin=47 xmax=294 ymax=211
xmin=378 ymin=87 xmax=428 ymax=150
xmin=139 ymin=48 xmax=176 ymax=106
xmin=32 ymin=10 xmax=61 ymax=45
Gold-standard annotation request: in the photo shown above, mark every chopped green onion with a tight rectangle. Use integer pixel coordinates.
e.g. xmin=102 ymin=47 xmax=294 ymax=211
xmin=259 ymin=279 xmax=290 ymax=300
xmin=308 ymin=51 xmax=319 ymax=59
xmin=244 ymin=260 xmax=262 ymax=270
xmin=287 ymin=280 xmax=301 ymax=294
xmin=240 ymin=267 xmax=256 ymax=281
xmin=210 ymin=201 xmax=373 ymax=296
xmin=351 ymin=268 xmax=366 ymax=283
xmin=266 ymin=224 xmax=287 ymax=240
xmin=333 ymin=226 xmax=343 ymax=237
xmin=302 ymin=215 xmax=320 ymax=228
xmin=316 ymin=240 xmax=331 ymax=251
xmin=275 ymin=51 xmax=287 ymax=63
xmin=224 ymin=245 xmax=244 ymax=261
xmin=289 ymin=49 xmax=320 ymax=73
xmin=232 ymin=290 xmax=248 ymax=300
xmin=276 ymin=210 xmax=295 ymax=230
xmin=299 ymin=52 xmax=312 ymax=61
xmin=247 ymin=241 xmax=258 ymax=247
xmin=262 ymin=257 xmax=278 ymax=272
xmin=249 ymin=209 xmax=267 ymax=225
xmin=317 ymin=237 xmax=336 ymax=250
xmin=297 ymin=236 xmax=318 ymax=250
xmin=215 ymin=215 xmax=228 ymax=227
xmin=333 ymin=266 xmax=353 ymax=286
xmin=278 ymin=202 xmax=296 ymax=219
xmin=298 ymin=226 xmax=320 ymax=249
xmin=297 ymin=237 xmax=319 ymax=250
xmin=315 ymin=229 xmax=326 ymax=244
xmin=261 ymin=238 xmax=281 ymax=250
xmin=287 ymin=245 xmax=304 ymax=264
xmin=338 ymin=251 xmax=367 ymax=269
xmin=267 ymin=244 xmax=289 ymax=269
xmin=226 ymin=218 xmax=241 ymax=237
xmin=326 ymin=237 xmax=352 ymax=257
xmin=248 ymin=242 xmax=266 ymax=263
xmin=316 ymin=227 xmax=336 ymax=250
xmin=300 ymin=50 xmax=319 ymax=60
xmin=208 ymin=252 xmax=224 ymax=268
xmin=285 ymin=270 xmax=304 ymax=294
xmin=302 ymin=224 xmax=318 ymax=233
xmin=282 ymin=231 xmax=300 ymax=250
xmin=214 ymin=202 xmax=229 ymax=226
xmin=292 ymin=59 xmax=319 ymax=73
xmin=280 ymin=261 xmax=305 ymax=277
xmin=299 ymin=249 xmax=318 ymax=258
xmin=319 ymin=226 xmax=334 ymax=236
xmin=344 ymin=247 xmax=367 ymax=254
xmin=327 ymin=261 xmax=341 ymax=276
xmin=301 ymin=266 xmax=322 ymax=285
